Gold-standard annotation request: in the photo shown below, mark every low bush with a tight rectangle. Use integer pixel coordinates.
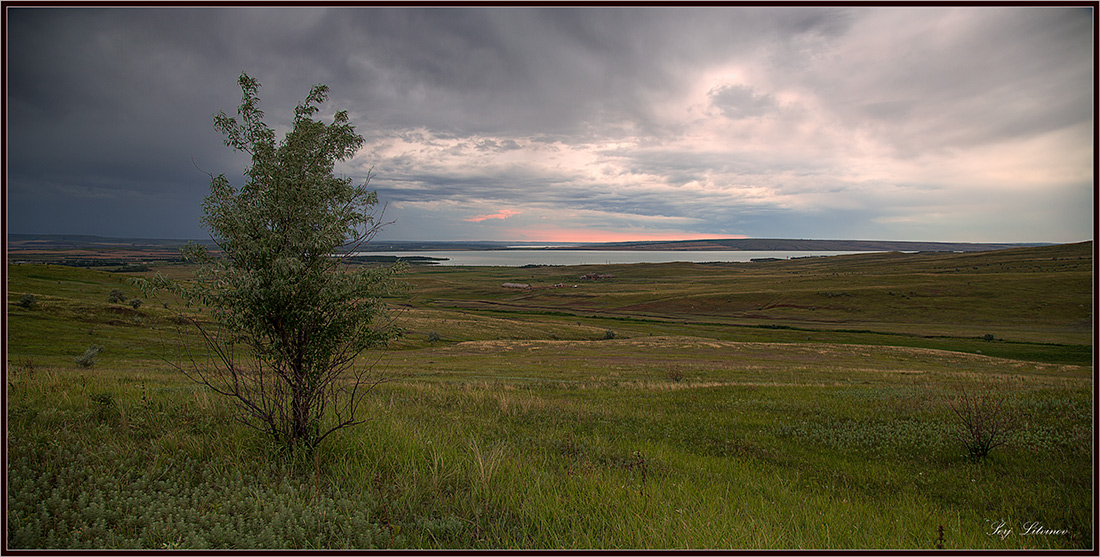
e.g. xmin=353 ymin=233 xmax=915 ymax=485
xmin=663 ymin=365 xmax=685 ymax=382
xmin=89 ymin=392 xmax=117 ymax=422
xmin=110 ymin=264 xmax=151 ymax=273
xmin=107 ymin=289 xmax=127 ymax=304
xmin=949 ymin=390 xmax=1018 ymax=460
xmin=75 ymin=345 xmax=105 ymax=368
xmin=18 ymin=293 xmax=38 ymax=309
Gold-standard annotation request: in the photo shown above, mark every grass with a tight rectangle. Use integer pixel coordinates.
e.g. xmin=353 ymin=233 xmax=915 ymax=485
xmin=5 ymin=242 xmax=1093 ymax=549
xmin=402 ymin=244 xmax=1092 ymax=346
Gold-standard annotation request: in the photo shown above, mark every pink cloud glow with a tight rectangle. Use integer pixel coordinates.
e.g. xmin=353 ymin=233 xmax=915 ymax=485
xmin=503 ymin=228 xmax=749 ymax=243
xmin=463 ymin=209 xmax=521 ymax=223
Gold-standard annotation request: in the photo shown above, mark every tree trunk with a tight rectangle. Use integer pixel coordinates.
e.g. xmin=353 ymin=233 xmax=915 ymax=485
xmin=290 ymin=365 xmax=313 ymax=446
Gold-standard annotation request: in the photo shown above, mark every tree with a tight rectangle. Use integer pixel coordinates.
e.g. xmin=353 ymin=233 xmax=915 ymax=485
xmin=142 ymin=73 xmax=405 ymax=453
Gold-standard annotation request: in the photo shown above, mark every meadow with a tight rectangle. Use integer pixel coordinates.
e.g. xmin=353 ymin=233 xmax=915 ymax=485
xmin=5 ymin=242 xmax=1093 ymax=549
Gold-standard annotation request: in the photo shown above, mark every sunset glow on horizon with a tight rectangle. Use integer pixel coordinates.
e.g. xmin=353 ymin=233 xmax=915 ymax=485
xmin=501 ymin=228 xmax=750 ymax=244
xmin=463 ymin=209 xmax=522 ymax=223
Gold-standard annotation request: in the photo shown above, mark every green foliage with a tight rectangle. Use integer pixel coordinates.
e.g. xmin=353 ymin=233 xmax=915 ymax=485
xmin=7 ymin=439 xmax=387 ymax=549
xmin=111 ymin=263 xmax=151 ymax=273
xmin=18 ymin=293 xmax=38 ymax=309
xmin=75 ymin=345 xmax=105 ymax=368
xmin=603 ymin=329 xmax=616 ymax=340
xmin=89 ymin=392 xmax=116 ymax=419
xmin=137 ymin=73 xmax=406 ymax=452
xmin=128 ymin=298 xmax=143 ymax=309
xmin=107 ymin=289 xmax=127 ymax=304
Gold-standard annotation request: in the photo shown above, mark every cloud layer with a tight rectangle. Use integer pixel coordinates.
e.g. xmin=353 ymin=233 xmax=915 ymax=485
xmin=6 ymin=7 xmax=1093 ymax=242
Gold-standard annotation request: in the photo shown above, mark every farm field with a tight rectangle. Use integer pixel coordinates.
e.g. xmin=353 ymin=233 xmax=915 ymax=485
xmin=5 ymin=242 xmax=1094 ymax=549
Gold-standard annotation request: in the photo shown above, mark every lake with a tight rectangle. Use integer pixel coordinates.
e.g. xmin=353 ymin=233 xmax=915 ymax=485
xmin=348 ymin=249 xmax=878 ymax=266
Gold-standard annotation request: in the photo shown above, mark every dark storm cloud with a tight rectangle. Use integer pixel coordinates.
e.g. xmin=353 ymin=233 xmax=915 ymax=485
xmin=4 ymin=6 xmax=1093 ymax=242
xmin=7 ymin=8 xmax=252 ymax=236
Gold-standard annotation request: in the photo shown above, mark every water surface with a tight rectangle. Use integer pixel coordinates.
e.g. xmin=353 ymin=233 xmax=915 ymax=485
xmin=349 ymin=249 xmax=878 ymax=266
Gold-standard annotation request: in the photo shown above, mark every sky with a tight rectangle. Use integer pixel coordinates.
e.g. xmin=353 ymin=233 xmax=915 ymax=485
xmin=5 ymin=6 xmax=1095 ymax=243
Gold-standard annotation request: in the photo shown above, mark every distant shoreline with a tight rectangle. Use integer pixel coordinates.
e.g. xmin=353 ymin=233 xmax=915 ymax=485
xmin=542 ymin=238 xmax=1048 ymax=252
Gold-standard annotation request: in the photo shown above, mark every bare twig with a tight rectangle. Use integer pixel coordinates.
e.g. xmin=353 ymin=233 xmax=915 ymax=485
xmin=948 ymin=390 xmax=1017 ymax=460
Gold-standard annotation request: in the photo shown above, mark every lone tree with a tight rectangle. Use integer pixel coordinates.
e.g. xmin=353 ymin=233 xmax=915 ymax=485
xmin=143 ymin=73 xmax=404 ymax=452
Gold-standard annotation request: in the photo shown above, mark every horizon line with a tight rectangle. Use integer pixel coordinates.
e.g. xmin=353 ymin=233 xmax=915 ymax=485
xmin=6 ymin=232 xmax=1076 ymax=246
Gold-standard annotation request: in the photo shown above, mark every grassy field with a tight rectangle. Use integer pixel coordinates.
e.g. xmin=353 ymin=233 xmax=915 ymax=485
xmin=5 ymin=242 xmax=1093 ymax=549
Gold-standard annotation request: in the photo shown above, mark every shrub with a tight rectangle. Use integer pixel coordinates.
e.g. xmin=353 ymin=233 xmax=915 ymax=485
xmin=603 ymin=329 xmax=616 ymax=340
xmin=89 ymin=392 xmax=117 ymax=422
xmin=17 ymin=293 xmax=38 ymax=309
xmin=427 ymin=331 xmax=441 ymax=343
xmin=111 ymin=263 xmax=150 ymax=273
xmin=949 ymin=390 xmax=1018 ymax=460
xmin=75 ymin=345 xmax=105 ymax=368
xmin=129 ymin=298 xmax=143 ymax=309
xmin=664 ymin=365 xmax=685 ymax=382
xmin=107 ymin=289 xmax=127 ymax=303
